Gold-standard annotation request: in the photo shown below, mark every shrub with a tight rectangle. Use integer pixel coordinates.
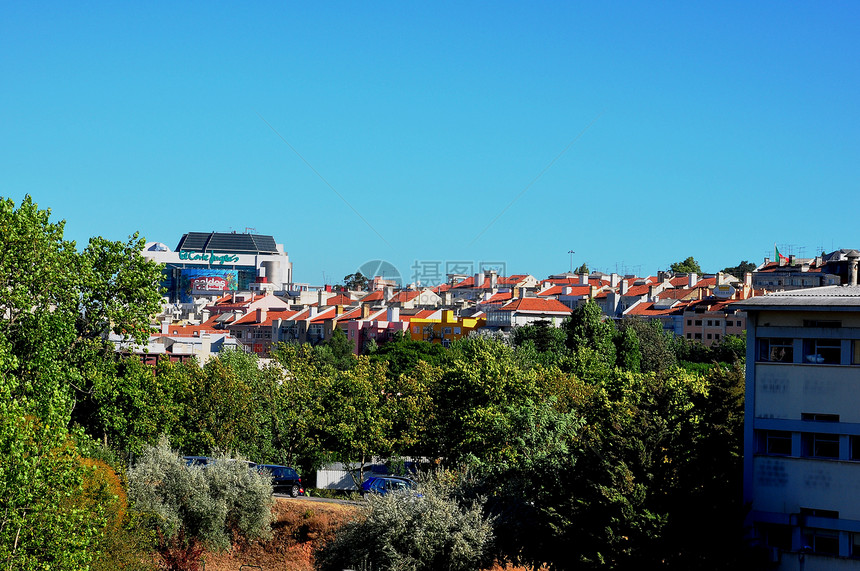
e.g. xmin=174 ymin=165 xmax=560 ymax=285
xmin=315 ymin=470 xmax=494 ymax=571
xmin=127 ymin=438 xmax=274 ymax=570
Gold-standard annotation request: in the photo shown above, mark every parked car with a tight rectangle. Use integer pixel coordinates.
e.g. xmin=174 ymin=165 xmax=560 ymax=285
xmin=361 ymin=476 xmax=419 ymax=497
xmin=257 ymin=464 xmax=304 ymax=497
xmin=184 ymin=456 xmax=256 ymax=469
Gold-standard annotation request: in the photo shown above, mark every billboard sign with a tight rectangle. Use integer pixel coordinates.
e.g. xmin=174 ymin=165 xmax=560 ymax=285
xmin=178 ymin=269 xmax=239 ymax=303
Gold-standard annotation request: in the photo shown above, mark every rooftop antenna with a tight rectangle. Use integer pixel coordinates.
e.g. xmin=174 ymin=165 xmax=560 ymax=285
xmin=245 ymin=227 xmax=257 ymax=234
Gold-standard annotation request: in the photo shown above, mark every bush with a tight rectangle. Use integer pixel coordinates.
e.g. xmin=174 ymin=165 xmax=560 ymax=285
xmin=315 ymin=470 xmax=494 ymax=571
xmin=127 ymin=438 xmax=274 ymax=570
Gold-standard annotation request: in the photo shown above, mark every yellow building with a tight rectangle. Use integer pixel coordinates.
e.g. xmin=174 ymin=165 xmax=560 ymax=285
xmin=408 ymin=310 xmax=486 ymax=347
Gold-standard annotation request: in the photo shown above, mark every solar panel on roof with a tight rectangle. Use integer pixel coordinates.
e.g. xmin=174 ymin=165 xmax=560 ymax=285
xmin=174 ymin=232 xmax=279 ymax=254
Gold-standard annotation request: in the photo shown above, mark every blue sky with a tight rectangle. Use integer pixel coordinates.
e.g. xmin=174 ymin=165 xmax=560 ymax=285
xmin=3 ymin=2 xmax=858 ymax=285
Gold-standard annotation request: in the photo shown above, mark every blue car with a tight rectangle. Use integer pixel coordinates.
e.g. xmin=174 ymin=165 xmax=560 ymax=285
xmin=361 ymin=476 xmax=419 ymax=497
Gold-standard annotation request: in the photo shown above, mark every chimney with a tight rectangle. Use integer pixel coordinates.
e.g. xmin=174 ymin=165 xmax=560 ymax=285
xmin=579 ymin=273 xmax=588 ymax=285
xmin=789 ymin=255 xmax=796 ymax=266
xmin=256 ymin=308 xmax=267 ymax=323
xmin=442 ymin=291 xmax=453 ymax=306
xmin=318 ymin=290 xmax=326 ymax=307
xmin=744 ymin=271 xmax=753 ymax=290
xmin=161 ymin=317 xmax=171 ymax=335
xmin=849 ymin=252 xmax=860 ymax=286
xmin=489 ymin=270 xmax=498 ymax=289
xmin=309 ymin=306 xmax=318 ymax=318
xmin=688 ymin=273 xmax=698 ymax=288
xmin=564 ymin=286 xmax=573 ymax=295
xmin=387 ymin=307 xmax=400 ymax=322
xmin=362 ymin=304 xmax=371 ymax=319
xmin=620 ymin=279 xmax=629 ymax=295
xmin=610 ymin=273 xmax=621 ymax=288
xmin=384 ymin=285 xmax=394 ymax=301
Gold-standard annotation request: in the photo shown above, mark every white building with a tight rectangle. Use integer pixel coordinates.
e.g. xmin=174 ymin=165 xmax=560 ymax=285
xmin=142 ymin=231 xmax=293 ymax=304
xmin=739 ymin=281 xmax=860 ymax=569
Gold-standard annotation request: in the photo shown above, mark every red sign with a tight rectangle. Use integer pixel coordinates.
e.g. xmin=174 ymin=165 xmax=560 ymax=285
xmin=192 ymin=276 xmax=228 ymax=292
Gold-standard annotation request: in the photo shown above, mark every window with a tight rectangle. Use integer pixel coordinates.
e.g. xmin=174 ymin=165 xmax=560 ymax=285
xmin=803 ymin=339 xmax=841 ymax=364
xmin=802 ymin=433 xmax=839 ymax=459
xmin=802 ymin=413 xmax=839 ymax=422
xmin=687 ymin=319 xmax=692 ymax=326
xmin=695 ymin=320 xmax=702 ymax=326
xmin=803 ymin=531 xmax=839 ymax=555
xmin=804 ymin=319 xmax=842 ymax=328
xmin=758 ymin=523 xmax=792 ymax=551
xmin=442 ymin=339 xmax=451 ymax=348
xmin=454 ymin=327 xmax=461 ymax=334
xmin=850 ymin=436 xmax=860 ymax=461
xmin=707 ymin=333 xmax=712 ymax=340
xmin=853 ymin=340 xmax=860 ymax=364
xmin=444 ymin=327 xmax=452 ymax=334
xmin=686 ymin=333 xmax=692 ymax=339
xmin=694 ymin=333 xmax=702 ymax=340
xmin=758 ymin=430 xmax=792 ymax=456
xmin=715 ymin=333 xmax=721 ymax=340
xmin=413 ymin=326 xmax=419 ymax=334
xmin=758 ymin=338 xmax=793 ymax=362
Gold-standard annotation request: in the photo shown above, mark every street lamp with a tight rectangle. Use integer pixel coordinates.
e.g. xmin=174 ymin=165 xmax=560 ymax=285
xmin=568 ymin=250 xmax=575 ymax=273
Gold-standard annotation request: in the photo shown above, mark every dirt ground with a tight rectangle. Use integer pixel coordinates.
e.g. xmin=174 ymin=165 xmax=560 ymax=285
xmin=201 ymin=498 xmax=358 ymax=571
xmin=199 ymin=497 xmax=540 ymax=571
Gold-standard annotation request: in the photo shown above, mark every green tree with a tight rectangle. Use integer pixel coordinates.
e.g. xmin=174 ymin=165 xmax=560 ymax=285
xmin=564 ymin=301 xmax=617 ymax=374
xmin=369 ymin=331 xmax=445 ymax=378
xmin=721 ymin=260 xmax=756 ymax=279
xmin=618 ymin=317 xmax=677 ymax=373
xmin=342 ymin=271 xmax=368 ymax=291
xmin=429 ymin=336 xmax=539 ymax=463
xmin=669 ymin=256 xmax=703 ymax=274
xmin=0 ymin=196 xmax=163 ymax=425
xmin=575 ymin=262 xmax=589 ymax=275
xmin=0 ymin=391 xmax=111 ymax=569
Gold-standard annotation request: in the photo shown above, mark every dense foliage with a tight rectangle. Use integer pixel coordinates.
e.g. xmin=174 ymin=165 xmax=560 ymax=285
xmin=127 ymin=439 xmax=273 ymax=570
xmin=315 ymin=471 xmax=495 ymax=571
xmin=1 ymin=195 xmax=752 ymax=569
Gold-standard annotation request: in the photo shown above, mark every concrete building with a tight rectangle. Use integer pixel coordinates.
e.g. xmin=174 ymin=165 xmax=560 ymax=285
xmin=738 ymin=277 xmax=860 ymax=569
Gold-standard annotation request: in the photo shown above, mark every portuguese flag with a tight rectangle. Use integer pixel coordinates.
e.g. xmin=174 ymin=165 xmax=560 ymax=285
xmin=775 ymin=244 xmax=788 ymax=262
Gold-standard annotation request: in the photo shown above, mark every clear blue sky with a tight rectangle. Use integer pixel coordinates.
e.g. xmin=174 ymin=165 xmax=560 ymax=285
xmin=3 ymin=2 xmax=858 ymax=285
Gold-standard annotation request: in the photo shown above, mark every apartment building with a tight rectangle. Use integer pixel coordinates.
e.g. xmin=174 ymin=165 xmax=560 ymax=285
xmin=738 ymin=283 xmax=860 ymax=569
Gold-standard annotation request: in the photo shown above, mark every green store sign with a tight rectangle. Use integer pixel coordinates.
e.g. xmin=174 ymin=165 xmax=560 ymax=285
xmin=178 ymin=251 xmax=241 ymax=266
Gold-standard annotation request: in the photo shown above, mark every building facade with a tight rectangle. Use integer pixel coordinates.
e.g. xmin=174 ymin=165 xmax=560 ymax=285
xmin=142 ymin=231 xmax=293 ymax=303
xmin=739 ymin=285 xmax=860 ymax=569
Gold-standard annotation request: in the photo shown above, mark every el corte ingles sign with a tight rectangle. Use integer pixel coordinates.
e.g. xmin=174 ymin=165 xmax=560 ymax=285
xmin=178 ymin=251 xmax=241 ymax=266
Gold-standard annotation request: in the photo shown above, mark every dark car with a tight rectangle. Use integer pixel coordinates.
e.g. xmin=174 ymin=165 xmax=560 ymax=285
xmin=361 ymin=476 xmax=419 ymax=497
xmin=257 ymin=464 xmax=304 ymax=497
xmin=183 ymin=456 xmax=211 ymax=467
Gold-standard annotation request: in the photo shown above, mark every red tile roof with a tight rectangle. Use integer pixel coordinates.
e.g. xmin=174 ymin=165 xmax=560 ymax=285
xmin=624 ymin=301 xmax=686 ymax=316
xmin=484 ymin=291 xmax=513 ymax=303
xmin=390 ymin=290 xmax=422 ymax=303
xmin=323 ymin=293 xmax=355 ymax=306
xmin=231 ymin=308 xmax=299 ymax=327
xmin=359 ymin=291 xmax=385 ymax=303
xmin=499 ymin=298 xmax=572 ymax=314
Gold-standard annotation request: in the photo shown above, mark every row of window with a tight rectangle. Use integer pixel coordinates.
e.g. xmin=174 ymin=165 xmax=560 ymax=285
xmin=758 ymin=519 xmax=860 ymax=558
xmin=686 ymin=318 xmax=743 ymax=327
xmin=757 ymin=429 xmax=860 ymax=460
xmin=758 ymin=337 xmax=860 ymax=365
xmin=686 ymin=332 xmax=722 ymax=340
